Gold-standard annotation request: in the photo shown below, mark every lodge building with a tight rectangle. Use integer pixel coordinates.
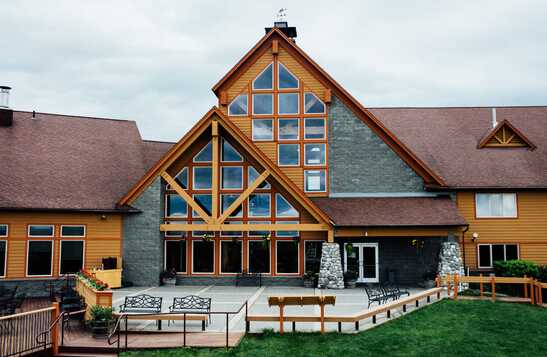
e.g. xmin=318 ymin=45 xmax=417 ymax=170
xmin=1 ymin=23 xmax=546 ymax=292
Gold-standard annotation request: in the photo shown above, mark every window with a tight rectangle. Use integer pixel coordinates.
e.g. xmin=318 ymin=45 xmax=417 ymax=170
xmin=304 ymin=170 xmax=327 ymax=192
xmin=248 ymin=221 xmax=270 ymax=237
xmin=193 ymin=167 xmax=212 ymax=190
xmin=221 ymin=241 xmax=242 ymax=273
xmin=304 ymin=118 xmax=325 ymax=139
xmin=220 ymin=221 xmax=242 ymax=237
xmin=278 ymin=63 xmax=299 ymax=89
xmin=60 ymin=225 xmax=85 ymax=238
xmin=221 ymin=194 xmax=243 ymax=218
xmin=304 ymin=144 xmax=326 ymax=166
xmin=221 ymin=139 xmax=243 ymax=162
xmin=27 ymin=241 xmax=53 ymax=276
xmin=193 ymin=142 xmax=212 ymax=162
xmin=276 ymin=241 xmax=299 ymax=274
xmin=278 ymin=118 xmax=299 ymax=140
xmin=228 ymin=94 xmax=248 ymax=116
xmin=0 ymin=241 xmax=6 ymax=277
xmin=276 ymin=221 xmax=299 ymax=237
xmin=60 ymin=241 xmax=84 ymax=274
xmin=164 ymin=221 xmax=186 ymax=238
xmin=248 ymin=240 xmax=270 ymax=273
xmin=476 ymin=193 xmax=517 ymax=218
xmin=248 ymin=166 xmax=271 ymax=189
xmin=192 ymin=194 xmax=212 ymax=217
xmin=221 ymin=166 xmax=243 ymax=189
xmin=248 ymin=194 xmax=271 ymax=217
xmin=167 ymin=167 xmax=188 ymax=190
xmin=166 ymin=194 xmax=187 ymax=217
xmin=252 ymin=119 xmax=273 ymax=141
xmin=192 ymin=241 xmax=214 ymax=273
xmin=253 ymin=63 xmax=273 ymax=90
xmin=165 ymin=240 xmax=186 ymax=273
xmin=305 ymin=241 xmax=323 ymax=274
xmin=478 ymin=244 xmax=519 ymax=268
xmin=278 ymin=93 xmax=299 ymax=115
xmin=275 ymin=194 xmax=299 ymax=217
xmin=28 ymin=225 xmax=54 ymax=238
xmin=304 ymin=92 xmax=325 ymax=114
xmin=278 ymin=144 xmax=300 ymax=166
xmin=253 ymin=94 xmax=273 ymax=115
xmin=0 ymin=224 xmax=7 ymax=237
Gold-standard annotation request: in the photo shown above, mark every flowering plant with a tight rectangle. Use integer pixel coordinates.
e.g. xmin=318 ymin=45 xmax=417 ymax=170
xmin=76 ymin=269 xmax=109 ymax=291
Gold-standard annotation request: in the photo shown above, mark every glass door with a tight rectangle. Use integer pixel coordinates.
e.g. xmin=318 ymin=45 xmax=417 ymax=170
xmin=344 ymin=243 xmax=379 ymax=283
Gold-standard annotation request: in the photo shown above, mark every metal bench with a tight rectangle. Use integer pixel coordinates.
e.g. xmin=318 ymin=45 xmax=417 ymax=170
xmin=168 ymin=295 xmax=211 ymax=329
xmin=382 ymin=283 xmax=410 ymax=300
xmin=236 ymin=271 xmax=262 ymax=287
xmin=364 ymin=284 xmax=389 ymax=308
xmin=119 ymin=294 xmax=163 ymax=329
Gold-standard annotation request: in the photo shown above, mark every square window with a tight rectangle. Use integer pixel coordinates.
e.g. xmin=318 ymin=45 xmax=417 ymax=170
xmin=276 ymin=241 xmax=299 ymax=274
xmin=221 ymin=166 xmax=243 ymax=189
xmin=28 ymin=225 xmax=54 ymax=237
xmin=0 ymin=241 xmax=6 ymax=277
xmin=166 ymin=194 xmax=187 ymax=217
xmin=252 ymin=119 xmax=273 ymax=141
xmin=0 ymin=224 xmax=8 ymax=237
xmin=27 ymin=241 xmax=53 ymax=276
xmin=60 ymin=225 xmax=85 ymax=237
xmin=228 ymin=94 xmax=248 ymax=116
xmin=253 ymin=94 xmax=273 ymax=115
xmin=304 ymin=170 xmax=327 ymax=192
xmin=193 ymin=167 xmax=212 ymax=190
xmin=248 ymin=240 xmax=270 ymax=273
xmin=248 ymin=194 xmax=271 ymax=217
xmin=221 ymin=241 xmax=242 ymax=273
xmin=278 ymin=118 xmax=299 ymax=140
xmin=304 ymin=144 xmax=326 ymax=166
xmin=192 ymin=240 xmax=214 ymax=273
xmin=278 ymin=93 xmax=299 ymax=115
xmin=165 ymin=240 xmax=186 ymax=273
xmin=278 ymin=144 xmax=300 ymax=166
xmin=248 ymin=166 xmax=271 ymax=189
xmin=304 ymin=118 xmax=325 ymax=139
xmin=193 ymin=194 xmax=212 ymax=217
xmin=276 ymin=220 xmax=299 ymax=237
xmin=221 ymin=194 xmax=243 ymax=218
xmin=60 ymin=241 xmax=84 ymax=274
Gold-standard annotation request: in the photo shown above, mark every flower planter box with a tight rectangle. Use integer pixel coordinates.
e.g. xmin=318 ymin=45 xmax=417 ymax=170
xmin=92 ymin=268 xmax=122 ymax=289
xmin=75 ymin=278 xmax=113 ymax=321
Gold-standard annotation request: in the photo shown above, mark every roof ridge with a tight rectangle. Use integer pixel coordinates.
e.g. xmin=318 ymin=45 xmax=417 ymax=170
xmin=368 ymin=105 xmax=547 ymax=109
xmin=15 ymin=110 xmax=134 ymax=123
xmin=142 ymin=139 xmax=176 ymax=144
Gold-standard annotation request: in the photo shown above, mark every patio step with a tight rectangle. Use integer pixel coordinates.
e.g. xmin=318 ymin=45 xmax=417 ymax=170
xmin=57 ymin=346 xmax=118 ymax=357
xmin=55 ymin=353 xmax=117 ymax=357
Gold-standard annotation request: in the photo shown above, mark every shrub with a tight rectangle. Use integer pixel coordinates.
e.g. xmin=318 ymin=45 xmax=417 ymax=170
xmin=494 ymin=260 xmax=540 ymax=278
xmin=89 ymin=305 xmax=113 ymax=323
xmin=538 ymin=265 xmax=547 ymax=282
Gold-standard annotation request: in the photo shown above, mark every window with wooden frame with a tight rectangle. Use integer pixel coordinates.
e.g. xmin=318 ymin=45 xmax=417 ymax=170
xmin=0 ymin=224 xmax=7 ymax=237
xmin=0 ymin=240 xmax=6 ymax=278
xmin=164 ymin=240 xmax=186 ymax=273
xmin=477 ymin=244 xmax=519 ymax=269
xmin=59 ymin=240 xmax=84 ymax=274
xmin=28 ymin=225 xmax=54 ymax=238
xmin=60 ymin=225 xmax=86 ymax=238
xmin=27 ymin=240 xmax=53 ymax=277
xmin=475 ymin=193 xmax=517 ymax=218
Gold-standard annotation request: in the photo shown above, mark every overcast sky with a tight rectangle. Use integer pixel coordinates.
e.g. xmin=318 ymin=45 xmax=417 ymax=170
xmin=2 ymin=1 xmax=546 ymax=141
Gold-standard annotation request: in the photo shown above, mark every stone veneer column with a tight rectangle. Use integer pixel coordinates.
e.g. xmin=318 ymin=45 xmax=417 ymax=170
xmin=437 ymin=237 xmax=465 ymax=279
xmin=318 ymin=243 xmax=345 ymax=289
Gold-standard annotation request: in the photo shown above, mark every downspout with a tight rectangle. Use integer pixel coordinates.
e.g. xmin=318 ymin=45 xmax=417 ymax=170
xmin=461 ymin=225 xmax=469 ymax=271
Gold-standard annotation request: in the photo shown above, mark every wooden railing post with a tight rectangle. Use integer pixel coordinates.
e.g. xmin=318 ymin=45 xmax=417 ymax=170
xmin=479 ymin=273 xmax=484 ymax=298
xmin=435 ymin=274 xmax=440 ymax=288
xmin=530 ymin=280 xmax=535 ymax=305
xmin=524 ymin=275 xmax=528 ymax=299
xmin=491 ymin=277 xmax=496 ymax=301
xmin=454 ymin=274 xmax=459 ymax=300
xmin=320 ymin=302 xmax=325 ymax=334
xmin=447 ymin=274 xmax=451 ymax=296
xmin=538 ymin=281 xmax=543 ymax=305
xmin=51 ymin=302 xmax=60 ymax=355
xmin=279 ymin=303 xmax=284 ymax=335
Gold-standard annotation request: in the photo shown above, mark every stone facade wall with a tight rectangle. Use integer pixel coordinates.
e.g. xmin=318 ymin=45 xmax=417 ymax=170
xmin=328 ymin=95 xmax=424 ymax=193
xmin=318 ymin=243 xmax=344 ymax=289
xmin=437 ymin=239 xmax=465 ymax=278
xmin=122 ymin=177 xmax=163 ymax=286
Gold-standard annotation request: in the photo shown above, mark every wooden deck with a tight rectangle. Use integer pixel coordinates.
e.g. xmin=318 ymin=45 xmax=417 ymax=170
xmin=20 ymin=298 xmax=52 ymax=312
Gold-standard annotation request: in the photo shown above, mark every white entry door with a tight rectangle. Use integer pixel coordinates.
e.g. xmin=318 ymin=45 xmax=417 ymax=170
xmin=344 ymin=243 xmax=379 ymax=283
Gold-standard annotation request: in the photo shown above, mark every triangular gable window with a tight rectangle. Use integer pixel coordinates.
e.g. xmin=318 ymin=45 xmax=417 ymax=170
xmin=304 ymin=92 xmax=325 ymax=114
xmin=193 ymin=141 xmax=212 ymax=162
xmin=167 ymin=167 xmax=188 ymax=190
xmin=278 ymin=63 xmax=299 ymax=89
xmin=479 ymin=121 xmax=535 ymax=150
xmin=275 ymin=193 xmax=299 ymax=217
xmin=221 ymin=138 xmax=243 ymax=162
xmin=228 ymin=94 xmax=248 ymax=116
xmin=253 ymin=63 xmax=273 ymax=90
xmin=248 ymin=166 xmax=270 ymax=189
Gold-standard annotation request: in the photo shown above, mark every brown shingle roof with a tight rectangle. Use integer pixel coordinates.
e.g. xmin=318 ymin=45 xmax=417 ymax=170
xmin=370 ymin=106 xmax=547 ymax=189
xmin=312 ymin=196 xmax=466 ymax=227
xmin=0 ymin=111 xmax=172 ymax=211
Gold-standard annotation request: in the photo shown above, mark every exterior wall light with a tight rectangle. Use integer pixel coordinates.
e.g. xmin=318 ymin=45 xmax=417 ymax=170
xmin=471 ymin=232 xmax=479 ymax=242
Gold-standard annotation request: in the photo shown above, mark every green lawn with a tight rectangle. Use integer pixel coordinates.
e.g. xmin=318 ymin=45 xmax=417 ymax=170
xmin=122 ymin=300 xmax=547 ymax=357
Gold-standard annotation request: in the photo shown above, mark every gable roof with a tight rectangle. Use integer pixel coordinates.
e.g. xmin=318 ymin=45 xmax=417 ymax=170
xmin=478 ymin=119 xmax=536 ymax=150
xmin=371 ymin=106 xmax=547 ymax=189
xmin=118 ymin=107 xmax=332 ymax=225
xmin=212 ymin=28 xmax=445 ymax=188
xmin=0 ymin=111 xmax=172 ymax=211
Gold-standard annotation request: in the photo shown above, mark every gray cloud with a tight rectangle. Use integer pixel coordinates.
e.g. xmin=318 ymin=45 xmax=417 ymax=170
xmin=1 ymin=0 xmax=546 ymax=141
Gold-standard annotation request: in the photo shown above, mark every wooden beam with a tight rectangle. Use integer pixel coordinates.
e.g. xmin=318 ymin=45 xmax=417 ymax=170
xmin=211 ymin=120 xmax=219 ymax=222
xmin=217 ymin=170 xmax=270 ymax=224
xmin=160 ymin=172 xmax=212 ymax=224
xmin=327 ymin=229 xmax=334 ymax=242
xmin=272 ymin=40 xmax=279 ymax=55
xmin=160 ymin=223 xmax=331 ymax=232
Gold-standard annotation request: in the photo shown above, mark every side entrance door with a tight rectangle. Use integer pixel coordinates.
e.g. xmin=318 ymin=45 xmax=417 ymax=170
xmin=344 ymin=243 xmax=379 ymax=283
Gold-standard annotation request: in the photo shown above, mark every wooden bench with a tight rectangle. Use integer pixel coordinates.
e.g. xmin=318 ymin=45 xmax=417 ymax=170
xmin=119 ymin=294 xmax=162 ymax=329
xmin=168 ymin=296 xmax=211 ymax=330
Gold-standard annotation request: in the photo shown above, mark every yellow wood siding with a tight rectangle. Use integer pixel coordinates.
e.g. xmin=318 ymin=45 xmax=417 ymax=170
xmin=281 ymin=167 xmax=304 ymax=190
xmin=457 ymin=191 xmax=547 ymax=269
xmin=0 ymin=212 xmax=122 ymax=280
